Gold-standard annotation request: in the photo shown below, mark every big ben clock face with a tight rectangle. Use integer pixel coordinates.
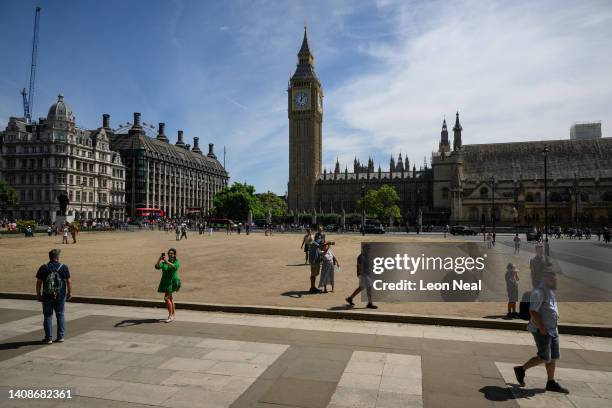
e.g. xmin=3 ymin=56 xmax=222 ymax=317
xmin=294 ymin=91 xmax=308 ymax=107
xmin=292 ymin=90 xmax=311 ymax=110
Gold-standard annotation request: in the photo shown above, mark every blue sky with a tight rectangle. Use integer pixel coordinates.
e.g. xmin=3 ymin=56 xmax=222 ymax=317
xmin=1 ymin=0 xmax=611 ymax=194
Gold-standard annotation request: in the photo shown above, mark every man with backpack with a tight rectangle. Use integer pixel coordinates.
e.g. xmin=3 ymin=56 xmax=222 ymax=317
xmin=514 ymin=268 xmax=569 ymax=394
xmin=36 ymin=249 xmax=72 ymax=344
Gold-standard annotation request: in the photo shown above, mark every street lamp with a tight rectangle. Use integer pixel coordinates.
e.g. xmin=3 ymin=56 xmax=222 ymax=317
xmin=361 ymin=182 xmax=366 ymax=235
xmin=541 ymin=146 xmax=550 ymax=246
xmin=490 ymin=176 xmax=495 ymax=234
xmin=573 ymin=173 xmax=579 ymax=228
xmin=80 ymin=181 xmax=86 ymax=220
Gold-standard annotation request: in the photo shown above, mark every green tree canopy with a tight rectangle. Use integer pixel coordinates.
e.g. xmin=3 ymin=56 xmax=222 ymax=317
xmin=0 ymin=181 xmax=19 ymax=212
xmin=211 ymin=182 xmax=259 ymax=221
xmin=358 ymin=185 xmax=401 ymax=223
xmin=254 ymin=191 xmax=287 ymax=219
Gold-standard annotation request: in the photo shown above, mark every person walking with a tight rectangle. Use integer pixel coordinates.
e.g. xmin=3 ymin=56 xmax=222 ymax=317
xmin=36 ymin=249 xmax=72 ymax=344
xmin=505 ymin=263 xmax=519 ymax=318
xmin=180 ymin=223 xmax=188 ymax=240
xmin=530 ymin=243 xmax=547 ymax=288
xmin=513 ymin=233 xmax=522 ymax=254
xmin=346 ymin=252 xmax=378 ymax=309
xmin=514 ymin=268 xmax=568 ymax=393
xmin=308 ymin=239 xmax=322 ymax=293
xmin=175 ymin=224 xmax=181 ymax=241
xmin=69 ymin=223 xmax=78 ymax=244
xmin=155 ymin=248 xmax=181 ymax=323
xmin=486 ymin=232 xmax=493 ymax=249
xmin=318 ymin=241 xmax=338 ymax=293
xmin=62 ymin=225 xmax=69 ymax=245
xmin=314 ymin=226 xmax=326 ymax=242
xmin=301 ymin=228 xmax=313 ymax=264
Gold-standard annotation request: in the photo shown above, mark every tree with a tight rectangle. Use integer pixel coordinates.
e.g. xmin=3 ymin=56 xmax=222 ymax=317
xmin=0 ymin=181 xmax=19 ymax=213
xmin=358 ymin=185 xmax=401 ymax=224
xmin=211 ymin=182 xmax=260 ymax=221
xmin=255 ymin=191 xmax=287 ymax=219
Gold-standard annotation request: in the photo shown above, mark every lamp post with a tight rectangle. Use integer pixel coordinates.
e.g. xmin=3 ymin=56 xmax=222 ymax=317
xmin=542 ymin=146 xmax=550 ymax=246
xmin=490 ymin=176 xmax=495 ymax=234
xmin=361 ymin=182 xmax=366 ymax=235
xmin=573 ymin=172 xmax=579 ymax=228
xmin=80 ymin=181 xmax=86 ymax=220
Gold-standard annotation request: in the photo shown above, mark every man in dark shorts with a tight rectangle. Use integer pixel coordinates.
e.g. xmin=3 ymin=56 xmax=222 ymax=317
xmin=514 ymin=269 xmax=568 ymax=393
xmin=345 ymin=253 xmax=377 ymax=309
xmin=36 ymin=249 xmax=72 ymax=344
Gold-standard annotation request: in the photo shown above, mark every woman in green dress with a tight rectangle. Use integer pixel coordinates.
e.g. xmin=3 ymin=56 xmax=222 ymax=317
xmin=155 ymin=248 xmax=181 ymax=322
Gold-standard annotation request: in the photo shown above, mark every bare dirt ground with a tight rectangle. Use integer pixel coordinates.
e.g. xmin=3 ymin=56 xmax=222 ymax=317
xmin=1 ymin=230 xmax=610 ymax=325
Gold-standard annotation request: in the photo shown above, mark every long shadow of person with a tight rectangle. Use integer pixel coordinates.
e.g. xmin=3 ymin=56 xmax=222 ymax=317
xmin=114 ymin=318 xmax=163 ymax=327
xmin=281 ymin=290 xmax=319 ymax=298
xmin=0 ymin=340 xmax=45 ymax=351
xmin=479 ymin=385 xmax=545 ymax=401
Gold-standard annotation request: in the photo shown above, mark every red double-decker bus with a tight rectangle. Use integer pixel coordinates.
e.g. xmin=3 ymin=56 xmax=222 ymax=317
xmin=135 ymin=208 xmax=165 ymax=218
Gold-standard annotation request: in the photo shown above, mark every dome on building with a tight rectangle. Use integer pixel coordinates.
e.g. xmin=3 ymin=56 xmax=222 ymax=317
xmin=47 ymin=93 xmax=74 ymax=122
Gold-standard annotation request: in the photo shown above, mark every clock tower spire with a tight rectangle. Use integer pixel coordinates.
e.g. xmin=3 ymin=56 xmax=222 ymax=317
xmin=288 ymin=27 xmax=323 ymax=212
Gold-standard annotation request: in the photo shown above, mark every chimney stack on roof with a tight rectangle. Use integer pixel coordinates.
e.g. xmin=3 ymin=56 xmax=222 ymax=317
xmin=207 ymin=143 xmax=217 ymax=159
xmin=102 ymin=114 xmax=110 ymax=129
xmin=133 ymin=112 xmax=142 ymax=128
xmin=192 ymin=137 xmax=202 ymax=154
xmin=176 ymin=130 xmax=186 ymax=147
xmin=156 ymin=122 xmax=169 ymax=143
xmin=185 ymin=144 xmax=191 ymax=151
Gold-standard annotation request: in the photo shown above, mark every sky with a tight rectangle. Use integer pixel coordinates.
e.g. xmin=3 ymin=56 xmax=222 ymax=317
xmin=1 ymin=0 xmax=611 ymax=195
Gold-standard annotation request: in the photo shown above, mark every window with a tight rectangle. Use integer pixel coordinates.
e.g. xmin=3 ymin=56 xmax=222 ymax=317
xmin=69 ymin=175 xmax=73 ymax=185
xmin=442 ymin=188 xmax=449 ymax=199
xmin=76 ymin=191 xmax=81 ymax=201
xmin=76 ymin=176 xmax=81 ymax=185
xmin=89 ymin=192 xmax=94 ymax=202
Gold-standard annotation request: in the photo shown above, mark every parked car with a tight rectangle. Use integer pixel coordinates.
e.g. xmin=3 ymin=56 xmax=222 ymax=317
xmin=363 ymin=225 xmax=385 ymax=234
xmin=526 ymin=229 xmax=540 ymax=242
xmin=450 ymin=226 xmax=477 ymax=236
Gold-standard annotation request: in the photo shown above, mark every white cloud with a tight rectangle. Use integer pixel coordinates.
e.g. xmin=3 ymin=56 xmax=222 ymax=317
xmin=323 ymin=0 xmax=612 ymax=171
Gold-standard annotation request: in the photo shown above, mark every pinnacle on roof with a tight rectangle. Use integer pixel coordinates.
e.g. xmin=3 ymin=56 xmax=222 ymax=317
xmin=453 ymin=111 xmax=463 ymax=131
xmin=298 ymin=25 xmax=312 ymax=58
xmin=442 ymin=118 xmax=447 ymax=130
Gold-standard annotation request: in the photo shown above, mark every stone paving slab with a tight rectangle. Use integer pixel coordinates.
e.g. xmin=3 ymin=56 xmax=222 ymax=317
xmin=1 ymin=300 xmax=612 ymax=407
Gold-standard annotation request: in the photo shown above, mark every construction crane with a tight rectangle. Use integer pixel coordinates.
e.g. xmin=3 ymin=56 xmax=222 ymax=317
xmin=21 ymin=6 xmax=41 ymax=123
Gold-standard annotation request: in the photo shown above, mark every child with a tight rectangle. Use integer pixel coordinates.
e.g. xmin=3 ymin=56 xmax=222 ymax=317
xmin=505 ymin=263 xmax=519 ymax=318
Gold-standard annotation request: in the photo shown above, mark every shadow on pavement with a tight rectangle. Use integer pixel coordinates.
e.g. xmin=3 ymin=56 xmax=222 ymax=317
xmin=114 ymin=318 xmax=163 ymax=327
xmin=482 ymin=315 xmax=516 ymax=320
xmin=0 ymin=340 xmax=44 ymax=351
xmin=328 ymin=305 xmax=371 ymax=311
xmin=281 ymin=290 xmax=320 ymax=298
xmin=479 ymin=385 xmax=545 ymax=401
xmin=285 ymin=264 xmax=308 ymax=267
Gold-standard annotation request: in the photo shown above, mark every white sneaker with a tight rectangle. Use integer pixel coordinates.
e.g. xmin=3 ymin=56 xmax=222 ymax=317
xmin=164 ymin=316 xmax=173 ymax=323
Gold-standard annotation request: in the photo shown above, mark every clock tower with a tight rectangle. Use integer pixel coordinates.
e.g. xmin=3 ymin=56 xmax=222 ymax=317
xmin=288 ymin=27 xmax=323 ymax=212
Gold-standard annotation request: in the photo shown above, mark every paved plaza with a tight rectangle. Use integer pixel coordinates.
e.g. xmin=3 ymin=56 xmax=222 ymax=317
xmin=1 ymin=299 xmax=612 ymax=407
xmin=1 ymin=230 xmax=611 ymax=324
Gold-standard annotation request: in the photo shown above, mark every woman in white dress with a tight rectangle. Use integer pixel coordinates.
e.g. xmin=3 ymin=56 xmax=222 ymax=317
xmin=318 ymin=241 xmax=339 ymax=293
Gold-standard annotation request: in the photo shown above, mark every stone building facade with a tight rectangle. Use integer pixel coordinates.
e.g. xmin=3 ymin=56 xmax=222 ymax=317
xmin=432 ymin=115 xmax=612 ymax=226
xmin=109 ymin=112 xmax=228 ymax=218
xmin=0 ymin=94 xmax=126 ymax=221
xmin=287 ymin=29 xmax=432 ymax=220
